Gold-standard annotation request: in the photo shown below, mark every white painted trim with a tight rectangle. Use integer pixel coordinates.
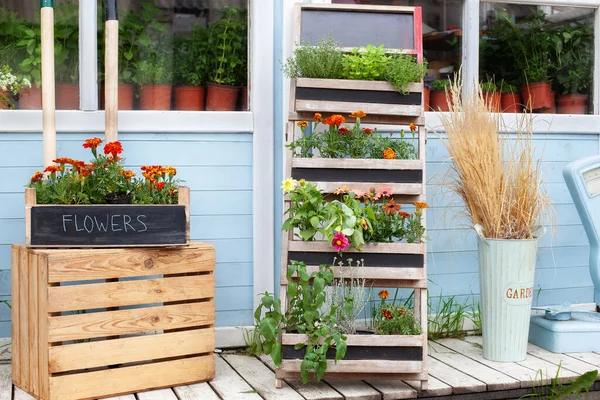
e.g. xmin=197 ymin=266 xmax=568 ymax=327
xmin=79 ymin=0 xmax=98 ymax=111
xmin=251 ymin=0 xmax=275 ymax=309
xmin=462 ymin=0 xmax=479 ymax=96
xmin=482 ymin=0 xmax=600 ymax=7
xmin=594 ymin=8 xmax=600 ymax=115
xmin=215 ymin=326 xmax=254 ymax=349
xmin=0 ymin=111 xmax=253 ymax=133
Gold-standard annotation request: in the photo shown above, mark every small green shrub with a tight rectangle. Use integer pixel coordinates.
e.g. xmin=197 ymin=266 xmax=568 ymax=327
xmin=342 ymin=44 xmax=389 ymax=81
xmin=432 ymin=79 xmax=451 ymax=92
xmin=282 ymin=34 xmax=344 ymax=80
xmin=385 ymin=54 xmax=428 ymax=94
xmin=480 ymin=81 xmax=498 ymax=93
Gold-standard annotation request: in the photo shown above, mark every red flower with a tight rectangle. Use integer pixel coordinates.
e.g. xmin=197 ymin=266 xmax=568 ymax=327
xmin=103 ymin=141 xmax=123 ymax=158
xmin=83 ymin=137 xmax=102 ymax=149
xmin=332 ymin=232 xmax=349 ymax=252
xmin=30 ymin=171 xmax=43 ymax=183
xmin=44 ymin=165 xmax=62 ymax=174
xmin=362 ymin=128 xmax=374 ymax=135
xmin=338 ymin=127 xmax=350 ymax=135
xmin=409 ymin=123 xmax=417 ymax=132
xmin=324 ymin=114 xmax=346 ymax=127
xmin=399 ymin=211 xmax=411 ymax=219
xmin=154 ymin=181 xmax=165 ymax=190
xmin=382 ymin=309 xmax=393 ymax=320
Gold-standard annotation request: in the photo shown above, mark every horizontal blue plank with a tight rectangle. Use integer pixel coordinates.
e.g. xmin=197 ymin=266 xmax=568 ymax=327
xmin=215 ymin=309 xmax=253 ymax=327
xmin=215 ymin=286 xmax=253 ymax=312
xmin=0 ymin=132 xmax=252 ymax=142
xmin=209 ymin=238 xmax=253 ymax=264
xmin=190 ymin=191 xmax=252 ymax=216
xmin=190 ymin=215 xmax=253 ymax=240
xmin=216 ymin=262 xmax=253 ymax=288
xmin=535 ymin=266 xmax=593 ymax=290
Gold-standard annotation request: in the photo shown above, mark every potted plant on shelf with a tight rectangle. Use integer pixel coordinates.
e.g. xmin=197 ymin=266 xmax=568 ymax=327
xmin=500 ymin=83 xmax=522 ymax=113
xmin=430 ymin=79 xmax=452 ymax=111
xmin=173 ymin=26 xmax=209 ymax=111
xmin=0 ymin=64 xmax=30 ymax=109
xmin=480 ymin=81 xmax=500 ymax=112
xmin=54 ymin=0 xmax=80 ymax=110
xmin=14 ymin=22 xmax=42 ymax=109
xmin=552 ymin=23 xmax=592 ymax=115
xmin=206 ymin=7 xmax=247 ymax=111
xmin=438 ymin=80 xmax=551 ymax=362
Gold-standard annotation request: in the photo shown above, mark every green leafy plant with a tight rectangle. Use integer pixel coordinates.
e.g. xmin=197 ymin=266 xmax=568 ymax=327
xmin=552 ymin=23 xmax=593 ymax=95
xmin=0 ymin=8 xmax=25 ymax=67
xmin=480 ymin=81 xmax=497 ymax=93
xmin=208 ymin=7 xmax=247 ymax=86
xmin=282 ymin=33 xmax=345 ymax=80
xmin=252 ymin=261 xmax=347 ymax=383
xmin=372 ymin=289 xmax=422 ymax=335
xmin=0 ymin=64 xmax=30 ymax=108
xmin=14 ymin=23 xmax=42 ymax=88
xmin=134 ymin=53 xmax=173 ymax=86
xmin=521 ymin=364 xmax=597 ymax=399
xmin=501 ymin=83 xmax=518 ymax=94
xmin=432 ymin=79 xmax=451 ymax=92
xmin=427 ymin=294 xmax=471 ymax=340
xmin=384 ymin=54 xmax=428 ymax=94
xmin=173 ymin=30 xmax=209 ymax=86
xmin=342 ymin=44 xmax=389 ymax=81
xmin=54 ymin=1 xmax=79 ymax=83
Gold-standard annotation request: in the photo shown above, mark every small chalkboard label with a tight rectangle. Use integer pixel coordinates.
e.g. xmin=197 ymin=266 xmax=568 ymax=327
xmin=30 ymin=205 xmax=187 ymax=246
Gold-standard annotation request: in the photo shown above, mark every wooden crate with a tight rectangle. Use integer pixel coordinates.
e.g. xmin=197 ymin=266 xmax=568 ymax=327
xmin=25 ymin=186 xmax=190 ymax=248
xmin=11 ymin=242 xmax=216 ymax=400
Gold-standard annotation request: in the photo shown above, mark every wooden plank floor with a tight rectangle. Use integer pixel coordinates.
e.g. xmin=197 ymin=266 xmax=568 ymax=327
xmin=1 ymin=337 xmax=600 ymax=399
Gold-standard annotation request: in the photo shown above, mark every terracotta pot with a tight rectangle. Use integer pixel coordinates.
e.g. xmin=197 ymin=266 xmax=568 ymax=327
xmin=139 ymin=84 xmax=172 ymax=110
xmin=423 ymin=86 xmax=430 ymax=112
xmin=546 ymin=91 xmax=556 ymax=114
xmin=430 ymin=90 xmax=452 ymax=112
xmin=237 ymin=86 xmax=248 ymax=111
xmin=483 ymin=92 xmax=501 ymax=112
xmin=174 ymin=85 xmax=205 ymax=111
xmin=557 ymin=94 xmax=588 ymax=114
xmin=19 ymin=86 xmax=42 ymax=109
xmin=0 ymin=90 xmax=10 ymax=109
xmin=501 ymin=93 xmax=522 ymax=113
xmin=100 ymin=83 xmax=135 ymax=110
xmin=519 ymin=82 xmax=551 ymax=112
xmin=205 ymin=82 xmax=239 ymax=111
xmin=56 ymin=83 xmax=79 ymax=110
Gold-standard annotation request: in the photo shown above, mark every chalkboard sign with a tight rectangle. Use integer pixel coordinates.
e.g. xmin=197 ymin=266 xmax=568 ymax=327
xmin=296 ymin=4 xmax=421 ymax=56
xmin=29 ymin=205 xmax=187 ymax=246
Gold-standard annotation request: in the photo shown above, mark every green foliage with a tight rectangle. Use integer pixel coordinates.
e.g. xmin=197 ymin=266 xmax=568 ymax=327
xmin=173 ymin=27 xmax=210 ymax=86
xmin=134 ymin=54 xmax=173 ymax=86
xmin=282 ymin=34 xmax=345 ymax=80
xmin=384 ymin=54 xmax=428 ymax=94
xmin=427 ymin=294 xmax=471 ymax=340
xmin=342 ymin=44 xmax=389 ymax=81
xmin=552 ymin=23 xmax=593 ymax=95
xmin=480 ymin=81 xmax=497 ymax=93
xmin=521 ymin=363 xmax=597 ymax=399
xmin=252 ymin=262 xmax=347 ymax=383
xmin=208 ymin=7 xmax=247 ymax=86
xmin=0 ymin=8 xmax=25 ymax=68
xmin=501 ymin=83 xmax=518 ymax=94
xmin=372 ymin=291 xmax=421 ymax=335
xmin=53 ymin=1 xmax=79 ymax=83
xmin=14 ymin=23 xmax=42 ymax=88
xmin=432 ymin=79 xmax=451 ymax=92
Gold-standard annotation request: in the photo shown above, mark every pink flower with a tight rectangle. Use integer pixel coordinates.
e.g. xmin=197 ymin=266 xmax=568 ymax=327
xmin=377 ymin=186 xmax=393 ymax=199
xmin=352 ymin=189 xmax=367 ymax=199
xmin=332 ymin=232 xmax=349 ymax=252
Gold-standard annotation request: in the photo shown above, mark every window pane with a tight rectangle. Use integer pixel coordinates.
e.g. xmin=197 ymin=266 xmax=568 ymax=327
xmin=480 ymin=3 xmax=594 ymax=114
xmin=0 ymin=0 xmax=80 ymax=110
xmin=332 ymin=0 xmax=464 ymax=111
xmin=98 ymin=1 xmax=248 ymax=111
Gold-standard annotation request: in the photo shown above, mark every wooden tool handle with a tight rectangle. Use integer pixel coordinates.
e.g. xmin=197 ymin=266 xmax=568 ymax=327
xmin=41 ymin=0 xmax=56 ymax=168
xmin=104 ymin=0 xmax=119 ymax=143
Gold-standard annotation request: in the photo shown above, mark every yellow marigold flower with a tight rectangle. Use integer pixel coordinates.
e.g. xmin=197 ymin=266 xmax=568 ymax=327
xmin=378 ymin=290 xmax=389 ymax=300
xmin=382 ymin=148 xmax=396 ymax=160
xmin=314 ymin=113 xmax=322 ymax=122
xmin=414 ymin=202 xmax=429 ymax=209
xmin=334 ymin=185 xmax=349 ymax=195
xmin=350 ymin=110 xmax=367 ymax=119
xmin=281 ymin=178 xmax=298 ymax=194
xmin=296 ymin=120 xmax=308 ymax=128
xmin=409 ymin=123 xmax=417 ymax=132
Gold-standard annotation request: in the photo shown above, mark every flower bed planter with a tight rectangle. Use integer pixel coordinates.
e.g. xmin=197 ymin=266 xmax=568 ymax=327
xmin=277 ymin=333 xmax=427 ymax=380
xmin=11 ymin=242 xmax=215 ymax=400
xmin=293 ymin=78 xmax=423 ymax=117
xmin=25 ymin=186 xmax=190 ymax=248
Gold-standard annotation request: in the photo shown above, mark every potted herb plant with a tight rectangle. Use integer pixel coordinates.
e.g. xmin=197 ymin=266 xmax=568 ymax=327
xmin=0 ymin=64 xmax=30 ymax=109
xmin=480 ymin=81 xmax=500 ymax=112
xmin=430 ymin=79 xmax=452 ymax=111
xmin=54 ymin=0 xmax=80 ymax=110
xmin=500 ymin=83 xmax=522 ymax=113
xmin=206 ymin=7 xmax=247 ymax=111
xmin=173 ymin=26 xmax=209 ymax=111
xmin=14 ymin=22 xmax=42 ymax=109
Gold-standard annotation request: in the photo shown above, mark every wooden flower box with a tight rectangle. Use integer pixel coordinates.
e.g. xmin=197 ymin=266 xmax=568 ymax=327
xmin=276 ymin=333 xmax=428 ymax=384
xmin=11 ymin=242 xmax=216 ymax=400
xmin=24 ymin=187 xmax=190 ymax=248
xmin=283 ymin=241 xmax=427 ymax=286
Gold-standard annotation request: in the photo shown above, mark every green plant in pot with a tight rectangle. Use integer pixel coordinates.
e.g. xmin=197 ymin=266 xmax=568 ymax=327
xmin=14 ymin=21 xmax=42 ymax=109
xmin=206 ymin=6 xmax=247 ymax=111
xmin=430 ymin=79 xmax=452 ymax=111
xmin=480 ymin=81 xmax=500 ymax=112
xmin=499 ymin=82 xmax=522 ymax=113
xmin=0 ymin=64 xmax=31 ymax=109
xmin=552 ymin=23 xmax=592 ymax=114
xmin=173 ymin=26 xmax=210 ymax=111
xmin=54 ymin=0 xmax=80 ymax=110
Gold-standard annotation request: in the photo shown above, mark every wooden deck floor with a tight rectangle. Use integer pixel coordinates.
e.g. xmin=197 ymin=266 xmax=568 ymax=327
xmin=1 ymin=336 xmax=600 ymax=399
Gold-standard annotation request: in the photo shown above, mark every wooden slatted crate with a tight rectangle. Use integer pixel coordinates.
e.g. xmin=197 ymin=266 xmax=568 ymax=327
xmin=11 ymin=242 xmax=215 ymax=400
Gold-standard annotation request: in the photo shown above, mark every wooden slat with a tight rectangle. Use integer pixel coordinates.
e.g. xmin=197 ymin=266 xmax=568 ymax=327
xmin=0 ymin=365 xmax=11 ymax=400
xmin=289 ymin=111 xmax=424 ymax=126
xmin=427 ymin=356 xmax=486 ymax=394
xmin=279 ymin=360 xmax=423 ymax=374
xmin=48 ymin=301 xmax=214 ymax=342
xmin=209 ymin=356 xmax=262 ymax=399
xmin=18 ymin=247 xmax=29 ymax=392
xmin=282 ymin=333 xmax=424 ymax=347
xmin=296 ymin=100 xmax=423 ymax=117
xmin=276 ymin=370 xmax=427 ymax=382
xmin=136 ymin=388 xmax=178 ymax=400
xmin=24 ymin=188 xmax=36 ymax=246
xmin=323 ymin=381 xmax=380 ymax=400
xmin=37 ymin=254 xmax=49 ymax=400
xmin=48 ymin=328 xmax=214 ymax=373
xmin=45 ymin=244 xmax=215 ymax=282
xmin=566 ymin=351 xmax=600 ymax=369
xmin=296 ymin=78 xmax=422 ymax=93
xmin=428 ymin=341 xmax=520 ymax=391
xmin=173 ymin=382 xmax=221 ymax=400
xmin=404 ymin=375 xmax=453 ymax=397
xmin=364 ymin=380 xmax=417 ymax=400
xmin=47 ymin=275 xmax=214 ymax=312
xmin=526 ymin=343 xmax=600 ymax=375
xmin=48 ymin=355 xmax=214 ymax=400
xmin=289 ymin=266 xmax=426 ymax=283
xmin=27 ymin=252 xmax=39 ymax=397
xmin=288 ymin=241 xmax=425 ymax=254
xmin=10 ymin=246 xmax=20 ymax=387
xmin=178 ymin=185 xmax=191 ymax=243
xmin=224 ymin=354 xmax=305 ymax=400
xmin=292 ymin=158 xmax=423 ymax=170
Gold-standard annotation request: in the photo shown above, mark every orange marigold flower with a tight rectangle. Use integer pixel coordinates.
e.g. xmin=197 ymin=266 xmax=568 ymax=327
xmin=378 ymin=290 xmax=390 ymax=300
xmin=350 ymin=110 xmax=366 ymax=119
xmin=362 ymin=127 xmax=374 ymax=135
xmin=169 ymin=187 xmax=177 ymax=197
xmin=313 ymin=113 xmax=322 ymax=122
xmin=296 ymin=120 xmax=308 ymax=128
xmin=79 ymin=168 xmax=92 ymax=177
xmin=44 ymin=165 xmax=62 ymax=174
xmin=361 ymin=218 xmax=368 ymax=230
xmin=154 ymin=181 xmax=165 ymax=190
xmin=72 ymin=160 xmax=86 ymax=170
xmin=338 ymin=127 xmax=350 ymax=135
xmin=119 ymin=169 xmax=136 ymax=180
xmin=382 ymin=148 xmax=396 ymax=160
xmin=53 ymin=157 xmax=75 ymax=165
xmin=83 ymin=137 xmax=102 ymax=149
xmin=104 ymin=141 xmax=123 ymax=158
xmin=334 ymin=185 xmax=349 ymax=195
xmin=30 ymin=171 xmax=43 ymax=183
xmin=324 ymin=114 xmax=346 ymax=126
xmin=398 ymin=308 xmax=407 ymax=316
xmin=165 ymin=166 xmax=177 ymax=177
xmin=399 ymin=211 xmax=411 ymax=219
xmin=383 ymin=199 xmax=401 ymax=215
xmin=382 ymin=309 xmax=393 ymax=320
xmin=409 ymin=123 xmax=417 ymax=132
xmin=414 ymin=202 xmax=429 ymax=209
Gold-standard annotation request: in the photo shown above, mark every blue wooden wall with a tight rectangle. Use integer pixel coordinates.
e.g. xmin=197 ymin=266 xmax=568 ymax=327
xmin=0 ymin=132 xmax=254 ymax=337
xmin=425 ymin=133 xmax=599 ymax=309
